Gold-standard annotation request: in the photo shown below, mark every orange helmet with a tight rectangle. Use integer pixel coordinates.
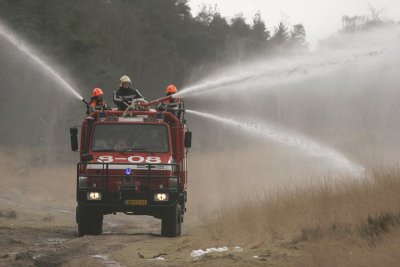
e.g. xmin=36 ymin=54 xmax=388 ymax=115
xmin=92 ymin=88 xmax=104 ymax=97
xmin=166 ymin=85 xmax=178 ymax=94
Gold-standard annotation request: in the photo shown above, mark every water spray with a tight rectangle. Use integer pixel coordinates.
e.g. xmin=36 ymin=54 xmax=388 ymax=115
xmin=187 ymin=109 xmax=365 ymax=177
xmin=0 ymin=21 xmax=83 ymax=101
xmin=176 ymin=45 xmax=388 ymax=99
xmin=81 ymin=99 xmax=93 ymax=115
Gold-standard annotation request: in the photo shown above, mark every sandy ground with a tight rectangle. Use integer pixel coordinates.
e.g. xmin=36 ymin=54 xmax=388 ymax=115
xmin=0 ymin=187 xmax=301 ymax=267
xmin=0 ymin=144 xmax=378 ymax=266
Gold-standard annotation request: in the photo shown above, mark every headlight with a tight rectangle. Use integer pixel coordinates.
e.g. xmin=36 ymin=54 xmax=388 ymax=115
xmin=154 ymin=193 xmax=169 ymax=201
xmin=87 ymin=192 xmax=102 ymax=200
xmin=79 ymin=176 xmax=88 ymax=188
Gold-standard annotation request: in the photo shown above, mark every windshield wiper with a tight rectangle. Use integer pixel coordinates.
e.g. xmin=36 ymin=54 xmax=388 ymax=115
xmin=117 ymin=151 xmax=129 ymax=156
xmin=93 ymin=149 xmax=129 ymax=156
xmin=122 ymin=148 xmax=146 ymax=152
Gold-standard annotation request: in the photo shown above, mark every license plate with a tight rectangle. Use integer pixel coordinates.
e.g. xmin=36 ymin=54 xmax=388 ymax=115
xmin=125 ymin=200 xmax=147 ymax=205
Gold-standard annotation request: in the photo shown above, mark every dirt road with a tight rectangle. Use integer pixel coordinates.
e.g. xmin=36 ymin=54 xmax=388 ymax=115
xmin=0 ymin=190 xmax=299 ymax=267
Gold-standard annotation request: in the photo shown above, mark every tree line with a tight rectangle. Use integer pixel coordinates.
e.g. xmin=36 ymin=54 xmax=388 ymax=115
xmin=0 ymin=0 xmax=307 ymax=149
xmin=341 ymin=7 xmax=396 ymax=33
xmin=0 ymin=0 xmax=307 ymax=100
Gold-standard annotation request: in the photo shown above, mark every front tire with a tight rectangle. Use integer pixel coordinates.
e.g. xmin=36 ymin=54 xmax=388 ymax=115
xmin=161 ymin=204 xmax=182 ymax=237
xmin=76 ymin=205 xmax=103 ymax=237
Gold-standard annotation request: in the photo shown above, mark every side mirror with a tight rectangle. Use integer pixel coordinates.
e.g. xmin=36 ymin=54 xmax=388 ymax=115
xmin=81 ymin=154 xmax=94 ymax=162
xmin=70 ymin=127 xmax=78 ymax=151
xmin=184 ymin=131 xmax=192 ymax=148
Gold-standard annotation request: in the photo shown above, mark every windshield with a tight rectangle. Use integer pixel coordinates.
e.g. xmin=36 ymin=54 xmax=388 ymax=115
xmin=91 ymin=124 xmax=169 ymax=153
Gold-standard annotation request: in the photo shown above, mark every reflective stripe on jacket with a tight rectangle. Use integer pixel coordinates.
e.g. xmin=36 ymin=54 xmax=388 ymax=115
xmin=165 ymin=98 xmax=181 ymax=104
xmin=113 ymin=87 xmax=144 ymax=110
xmin=90 ymin=99 xmax=105 ymax=106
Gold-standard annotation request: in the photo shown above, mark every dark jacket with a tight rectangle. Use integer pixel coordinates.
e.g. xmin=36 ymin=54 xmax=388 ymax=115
xmin=113 ymin=87 xmax=144 ymax=110
xmin=165 ymin=98 xmax=182 ymax=104
xmin=90 ymin=98 xmax=106 ymax=107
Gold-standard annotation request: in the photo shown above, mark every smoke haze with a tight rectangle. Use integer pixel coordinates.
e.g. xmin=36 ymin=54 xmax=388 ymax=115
xmin=184 ymin=25 xmax=400 ymax=212
xmin=1 ymin=20 xmax=399 ymax=215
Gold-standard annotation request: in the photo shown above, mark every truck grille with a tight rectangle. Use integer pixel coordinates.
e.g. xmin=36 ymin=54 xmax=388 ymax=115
xmin=78 ymin=162 xmax=179 ymax=192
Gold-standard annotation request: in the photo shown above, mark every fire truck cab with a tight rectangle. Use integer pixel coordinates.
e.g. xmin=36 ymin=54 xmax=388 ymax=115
xmin=70 ymin=97 xmax=191 ymax=237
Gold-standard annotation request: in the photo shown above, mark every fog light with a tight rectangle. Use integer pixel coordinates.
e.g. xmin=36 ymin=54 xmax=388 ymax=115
xmin=154 ymin=193 xmax=168 ymax=201
xmin=79 ymin=176 xmax=88 ymax=188
xmin=87 ymin=192 xmax=102 ymax=200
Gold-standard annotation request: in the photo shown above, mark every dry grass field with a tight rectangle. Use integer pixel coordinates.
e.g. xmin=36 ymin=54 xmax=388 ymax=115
xmin=192 ymin=167 xmax=400 ymax=265
xmin=0 ymin=147 xmax=76 ymax=205
xmin=2 ymin=147 xmax=400 ymax=266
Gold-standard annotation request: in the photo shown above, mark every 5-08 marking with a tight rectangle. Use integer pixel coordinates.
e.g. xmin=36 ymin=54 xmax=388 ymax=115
xmin=98 ymin=155 xmax=161 ymax=163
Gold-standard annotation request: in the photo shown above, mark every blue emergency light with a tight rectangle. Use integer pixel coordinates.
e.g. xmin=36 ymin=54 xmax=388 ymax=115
xmin=99 ymin=111 xmax=106 ymax=120
xmin=125 ymin=168 xmax=132 ymax=175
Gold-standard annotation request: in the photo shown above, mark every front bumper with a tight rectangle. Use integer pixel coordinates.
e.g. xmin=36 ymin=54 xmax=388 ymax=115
xmin=77 ymin=190 xmax=180 ymax=218
xmin=76 ymin=161 xmax=184 ymax=218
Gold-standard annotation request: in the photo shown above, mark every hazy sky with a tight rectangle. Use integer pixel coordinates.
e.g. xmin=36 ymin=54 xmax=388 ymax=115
xmin=188 ymin=0 xmax=400 ymax=47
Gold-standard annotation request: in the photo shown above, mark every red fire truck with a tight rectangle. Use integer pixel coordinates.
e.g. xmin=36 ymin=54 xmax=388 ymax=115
xmin=69 ymin=96 xmax=191 ymax=237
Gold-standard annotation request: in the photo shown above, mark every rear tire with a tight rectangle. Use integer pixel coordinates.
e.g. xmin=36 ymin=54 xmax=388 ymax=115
xmin=76 ymin=205 xmax=103 ymax=237
xmin=161 ymin=204 xmax=182 ymax=237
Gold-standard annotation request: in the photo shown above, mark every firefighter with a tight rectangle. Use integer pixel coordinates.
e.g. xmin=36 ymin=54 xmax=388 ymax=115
xmin=90 ymin=88 xmax=106 ymax=107
xmin=165 ymin=85 xmax=181 ymax=103
xmin=94 ymin=139 xmax=109 ymax=151
xmin=113 ymin=75 xmax=144 ymax=110
xmin=114 ymin=138 xmax=129 ymax=151
xmin=157 ymin=85 xmax=184 ymax=120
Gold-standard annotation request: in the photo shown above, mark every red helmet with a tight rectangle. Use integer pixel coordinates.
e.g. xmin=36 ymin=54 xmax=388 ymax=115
xmin=166 ymin=85 xmax=177 ymax=94
xmin=92 ymin=88 xmax=104 ymax=97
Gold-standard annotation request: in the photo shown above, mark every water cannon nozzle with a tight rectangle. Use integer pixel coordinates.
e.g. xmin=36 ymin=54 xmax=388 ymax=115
xmin=81 ymin=98 xmax=92 ymax=115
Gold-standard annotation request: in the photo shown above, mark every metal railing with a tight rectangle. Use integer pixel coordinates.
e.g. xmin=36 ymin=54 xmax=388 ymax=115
xmin=77 ymin=162 xmax=180 ymax=192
